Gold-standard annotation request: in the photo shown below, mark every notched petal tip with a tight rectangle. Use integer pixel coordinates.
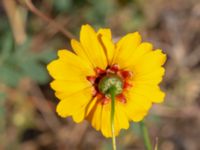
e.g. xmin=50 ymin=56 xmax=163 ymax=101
xmin=82 ymin=24 xmax=92 ymax=28
xmin=49 ymin=81 xmax=55 ymax=90
xmin=131 ymin=112 xmax=148 ymax=122
xmin=57 ymin=49 xmax=79 ymax=59
xmin=124 ymin=31 xmax=141 ymax=39
xmin=97 ymin=28 xmax=112 ymax=39
xmin=46 ymin=62 xmax=52 ymax=72
xmin=46 ymin=60 xmax=57 ymax=75
xmin=101 ymin=128 xmax=120 ymax=138
xmin=151 ymin=49 xmax=167 ymax=66
xmin=133 ymin=31 xmax=140 ymax=36
xmin=153 ymin=90 xmax=166 ymax=103
xmin=56 ymin=102 xmax=68 ymax=118
xmin=81 ymin=24 xmax=95 ymax=34
xmin=158 ymin=50 xmax=167 ymax=65
xmin=155 ymin=49 xmax=167 ymax=57
xmin=72 ymin=111 xmax=85 ymax=123
xmin=70 ymin=39 xmax=77 ymax=46
xmin=142 ymin=42 xmax=153 ymax=50
xmin=131 ymin=31 xmax=141 ymax=39
xmin=46 ymin=50 xmax=67 ymax=74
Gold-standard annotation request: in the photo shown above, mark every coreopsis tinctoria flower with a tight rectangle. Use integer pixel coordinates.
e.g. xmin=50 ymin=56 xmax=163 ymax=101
xmin=47 ymin=24 xmax=166 ymax=137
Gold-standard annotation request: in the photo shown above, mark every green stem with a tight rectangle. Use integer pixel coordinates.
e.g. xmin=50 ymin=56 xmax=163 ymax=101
xmin=109 ymin=87 xmax=117 ymax=150
xmin=140 ymin=120 xmax=152 ymax=150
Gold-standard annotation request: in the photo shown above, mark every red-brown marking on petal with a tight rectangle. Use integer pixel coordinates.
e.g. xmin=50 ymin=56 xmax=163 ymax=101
xmin=87 ymin=76 xmax=96 ymax=84
xmin=101 ymin=96 xmax=110 ymax=105
xmin=95 ymin=67 xmax=105 ymax=75
xmin=120 ymin=70 xmax=133 ymax=79
xmin=123 ymin=82 xmax=132 ymax=89
xmin=117 ymin=94 xmax=127 ymax=103
xmin=110 ymin=64 xmax=120 ymax=72
xmin=91 ymin=87 xmax=97 ymax=96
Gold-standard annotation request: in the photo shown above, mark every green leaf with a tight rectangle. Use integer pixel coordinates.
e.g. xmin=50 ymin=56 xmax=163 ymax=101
xmin=0 ymin=91 xmax=6 ymax=103
xmin=0 ymin=32 xmax=13 ymax=62
xmin=0 ymin=65 xmax=22 ymax=87
xmin=54 ymin=0 xmax=72 ymax=12
xmin=19 ymin=60 xmax=49 ymax=84
xmin=34 ymin=49 xmax=57 ymax=63
xmin=14 ymin=39 xmax=32 ymax=61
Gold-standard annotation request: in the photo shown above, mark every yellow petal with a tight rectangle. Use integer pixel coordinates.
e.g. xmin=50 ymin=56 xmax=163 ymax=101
xmin=55 ymin=91 xmax=67 ymax=100
xmin=51 ymin=80 xmax=92 ymax=99
xmin=101 ymin=103 xmax=112 ymax=137
xmin=116 ymin=102 xmax=129 ymax=130
xmin=133 ymin=67 xmax=165 ymax=85
xmin=72 ymin=106 xmax=86 ymax=123
xmin=80 ymin=24 xmax=107 ymax=69
xmin=54 ymin=87 xmax=93 ymax=101
xmin=130 ymin=49 xmax=167 ymax=75
xmin=86 ymin=99 xmax=102 ymax=131
xmin=57 ymin=50 xmax=94 ymax=75
xmin=131 ymin=85 xmax=165 ymax=103
xmin=47 ymin=50 xmax=95 ymax=80
xmin=97 ymin=28 xmax=112 ymax=39
xmin=56 ymin=88 xmax=92 ymax=118
xmin=130 ymin=111 xmax=148 ymax=122
xmin=123 ymin=92 xmax=152 ymax=122
xmin=99 ymin=35 xmax=115 ymax=65
xmin=112 ymin=32 xmax=142 ymax=67
xmin=47 ymin=60 xmax=80 ymax=80
xmin=71 ymin=39 xmax=92 ymax=67
xmin=97 ymin=28 xmax=114 ymax=65
xmin=125 ymin=42 xmax=153 ymax=68
xmin=86 ymin=99 xmax=130 ymax=137
xmin=100 ymin=102 xmax=125 ymax=138
xmin=85 ymin=97 xmax=98 ymax=116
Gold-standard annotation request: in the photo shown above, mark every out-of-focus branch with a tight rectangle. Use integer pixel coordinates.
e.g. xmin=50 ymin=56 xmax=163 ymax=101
xmin=23 ymin=0 xmax=75 ymax=39
xmin=31 ymin=15 xmax=71 ymax=52
xmin=2 ymin=0 xmax=27 ymax=44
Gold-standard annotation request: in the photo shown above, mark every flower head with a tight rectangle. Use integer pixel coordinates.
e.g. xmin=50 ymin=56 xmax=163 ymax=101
xmin=47 ymin=24 xmax=166 ymax=137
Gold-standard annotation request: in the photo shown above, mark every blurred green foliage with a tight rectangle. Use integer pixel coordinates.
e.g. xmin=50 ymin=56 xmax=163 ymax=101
xmin=0 ymin=12 xmax=57 ymax=88
xmin=52 ymin=0 xmax=145 ymax=29
xmin=0 ymin=91 xmax=6 ymax=133
xmin=0 ymin=33 xmax=55 ymax=87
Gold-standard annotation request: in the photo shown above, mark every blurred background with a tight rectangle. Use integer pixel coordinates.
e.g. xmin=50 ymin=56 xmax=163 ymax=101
xmin=0 ymin=0 xmax=200 ymax=150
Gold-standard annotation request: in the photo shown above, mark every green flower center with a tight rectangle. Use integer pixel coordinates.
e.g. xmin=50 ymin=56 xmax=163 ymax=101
xmin=98 ymin=74 xmax=123 ymax=97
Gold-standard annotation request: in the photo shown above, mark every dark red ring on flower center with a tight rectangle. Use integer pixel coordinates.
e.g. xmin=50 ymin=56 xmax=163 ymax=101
xmin=87 ymin=64 xmax=133 ymax=105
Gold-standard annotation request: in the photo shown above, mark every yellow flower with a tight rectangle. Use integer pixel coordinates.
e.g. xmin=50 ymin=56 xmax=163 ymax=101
xmin=47 ymin=24 xmax=166 ymax=138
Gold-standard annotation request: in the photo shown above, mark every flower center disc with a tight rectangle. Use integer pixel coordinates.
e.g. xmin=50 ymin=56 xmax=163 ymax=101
xmin=86 ymin=65 xmax=133 ymax=104
xmin=98 ymin=74 xmax=123 ymax=97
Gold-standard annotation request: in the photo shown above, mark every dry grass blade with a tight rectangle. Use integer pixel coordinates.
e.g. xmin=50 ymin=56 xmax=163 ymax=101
xmin=2 ymin=0 xmax=27 ymax=44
